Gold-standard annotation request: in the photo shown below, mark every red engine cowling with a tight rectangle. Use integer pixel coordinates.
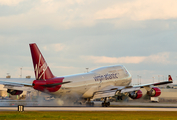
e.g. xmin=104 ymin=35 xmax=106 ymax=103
xmin=7 ymin=89 xmax=23 ymax=95
xmin=147 ymin=87 xmax=161 ymax=97
xmin=129 ymin=90 xmax=142 ymax=99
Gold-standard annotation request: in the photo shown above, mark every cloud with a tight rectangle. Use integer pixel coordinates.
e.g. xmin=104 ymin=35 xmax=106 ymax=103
xmin=51 ymin=65 xmax=74 ymax=69
xmin=0 ymin=0 xmax=176 ymax=81
xmin=43 ymin=43 xmax=66 ymax=52
xmin=0 ymin=0 xmax=24 ymax=6
xmin=95 ymin=0 xmax=177 ymax=21
xmin=82 ymin=52 xmax=171 ymax=64
xmin=0 ymin=0 xmax=96 ymax=30
xmin=144 ymin=52 xmax=170 ymax=64
xmin=83 ymin=56 xmax=146 ymax=64
xmin=1 ymin=0 xmax=176 ymax=30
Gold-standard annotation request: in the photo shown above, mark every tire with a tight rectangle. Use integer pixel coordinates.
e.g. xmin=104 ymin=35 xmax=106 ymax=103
xmin=102 ymin=103 xmax=104 ymax=107
xmin=91 ymin=102 xmax=94 ymax=107
xmin=107 ymin=102 xmax=110 ymax=107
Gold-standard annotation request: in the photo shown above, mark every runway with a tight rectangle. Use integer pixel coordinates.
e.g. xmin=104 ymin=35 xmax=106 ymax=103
xmin=1 ymin=101 xmax=177 ymax=111
xmin=1 ymin=107 xmax=177 ymax=111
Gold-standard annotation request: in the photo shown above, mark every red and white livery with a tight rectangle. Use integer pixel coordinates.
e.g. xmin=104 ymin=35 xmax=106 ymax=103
xmin=0 ymin=43 xmax=173 ymax=107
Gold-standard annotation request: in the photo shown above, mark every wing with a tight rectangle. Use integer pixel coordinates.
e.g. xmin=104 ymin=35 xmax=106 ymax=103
xmin=0 ymin=78 xmax=34 ymax=91
xmin=0 ymin=78 xmax=71 ymax=91
xmin=133 ymin=75 xmax=173 ymax=88
xmin=92 ymin=75 xmax=173 ymax=99
xmin=92 ymin=85 xmax=140 ymax=99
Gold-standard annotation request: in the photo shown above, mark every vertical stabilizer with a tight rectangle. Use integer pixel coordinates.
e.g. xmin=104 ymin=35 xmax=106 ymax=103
xmin=29 ymin=43 xmax=54 ymax=80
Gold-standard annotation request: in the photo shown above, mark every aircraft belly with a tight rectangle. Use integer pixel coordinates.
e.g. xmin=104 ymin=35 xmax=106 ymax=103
xmin=50 ymin=86 xmax=88 ymax=98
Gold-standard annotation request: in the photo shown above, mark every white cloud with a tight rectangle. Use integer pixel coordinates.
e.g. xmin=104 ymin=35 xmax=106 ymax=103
xmin=53 ymin=44 xmax=66 ymax=52
xmin=43 ymin=43 xmax=66 ymax=52
xmin=95 ymin=0 xmax=177 ymax=21
xmin=82 ymin=52 xmax=172 ymax=64
xmin=51 ymin=66 xmax=74 ymax=69
xmin=0 ymin=0 xmax=176 ymax=81
xmin=83 ymin=56 xmax=146 ymax=64
xmin=0 ymin=0 xmax=24 ymax=6
xmin=0 ymin=0 xmax=96 ymax=29
xmin=144 ymin=52 xmax=170 ymax=64
xmin=1 ymin=0 xmax=176 ymax=30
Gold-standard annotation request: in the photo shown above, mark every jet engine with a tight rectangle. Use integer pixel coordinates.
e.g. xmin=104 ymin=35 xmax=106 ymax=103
xmin=147 ymin=87 xmax=161 ymax=97
xmin=7 ymin=89 xmax=23 ymax=95
xmin=129 ymin=90 xmax=142 ymax=99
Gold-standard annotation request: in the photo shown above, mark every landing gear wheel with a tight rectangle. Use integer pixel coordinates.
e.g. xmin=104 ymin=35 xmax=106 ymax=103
xmin=107 ymin=102 xmax=110 ymax=106
xmin=86 ymin=102 xmax=94 ymax=107
xmin=102 ymin=103 xmax=104 ymax=107
xmin=117 ymin=96 xmax=122 ymax=100
xmin=91 ymin=102 xmax=94 ymax=107
xmin=74 ymin=101 xmax=82 ymax=105
xmin=102 ymin=102 xmax=110 ymax=107
xmin=102 ymin=97 xmax=110 ymax=107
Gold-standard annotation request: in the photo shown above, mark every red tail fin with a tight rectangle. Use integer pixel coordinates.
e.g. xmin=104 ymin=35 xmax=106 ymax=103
xmin=29 ymin=43 xmax=54 ymax=80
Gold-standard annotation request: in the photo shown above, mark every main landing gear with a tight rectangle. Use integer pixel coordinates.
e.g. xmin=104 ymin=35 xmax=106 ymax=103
xmin=102 ymin=97 xmax=110 ymax=107
xmin=86 ymin=102 xmax=94 ymax=107
xmin=74 ymin=101 xmax=82 ymax=105
xmin=117 ymin=96 xmax=123 ymax=100
xmin=86 ymin=98 xmax=94 ymax=107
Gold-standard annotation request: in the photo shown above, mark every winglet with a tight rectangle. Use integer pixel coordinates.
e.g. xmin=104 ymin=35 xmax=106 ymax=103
xmin=168 ymin=75 xmax=173 ymax=82
xmin=29 ymin=43 xmax=55 ymax=80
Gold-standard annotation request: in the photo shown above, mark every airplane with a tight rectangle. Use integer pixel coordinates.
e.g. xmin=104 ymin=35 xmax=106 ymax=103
xmin=0 ymin=43 xmax=173 ymax=107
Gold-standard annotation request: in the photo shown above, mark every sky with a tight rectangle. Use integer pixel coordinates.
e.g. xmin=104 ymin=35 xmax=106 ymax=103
xmin=0 ymin=0 xmax=177 ymax=84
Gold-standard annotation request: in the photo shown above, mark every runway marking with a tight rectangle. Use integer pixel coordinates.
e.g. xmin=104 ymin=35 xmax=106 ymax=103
xmin=1 ymin=107 xmax=177 ymax=111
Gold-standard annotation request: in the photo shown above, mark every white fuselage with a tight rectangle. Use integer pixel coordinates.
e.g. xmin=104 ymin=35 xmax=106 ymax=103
xmin=0 ymin=65 xmax=132 ymax=99
xmin=52 ymin=65 xmax=132 ymax=98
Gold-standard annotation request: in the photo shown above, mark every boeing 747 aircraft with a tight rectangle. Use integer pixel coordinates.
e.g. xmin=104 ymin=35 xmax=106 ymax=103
xmin=0 ymin=43 xmax=173 ymax=107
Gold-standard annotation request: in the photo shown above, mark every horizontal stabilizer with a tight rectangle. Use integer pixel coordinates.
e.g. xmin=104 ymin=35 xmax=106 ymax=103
xmin=40 ymin=81 xmax=71 ymax=87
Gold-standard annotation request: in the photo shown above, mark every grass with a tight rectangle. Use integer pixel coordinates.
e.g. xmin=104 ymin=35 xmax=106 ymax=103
xmin=0 ymin=111 xmax=177 ymax=120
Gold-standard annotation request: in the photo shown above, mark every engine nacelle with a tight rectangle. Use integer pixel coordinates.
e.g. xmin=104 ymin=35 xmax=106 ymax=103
xmin=147 ymin=87 xmax=161 ymax=97
xmin=129 ymin=90 xmax=142 ymax=99
xmin=7 ymin=89 xmax=23 ymax=95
